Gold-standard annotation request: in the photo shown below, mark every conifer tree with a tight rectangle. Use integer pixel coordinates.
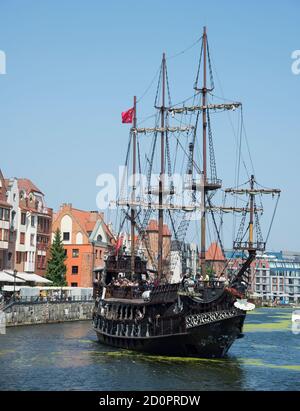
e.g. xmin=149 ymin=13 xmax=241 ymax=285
xmin=46 ymin=228 xmax=67 ymax=286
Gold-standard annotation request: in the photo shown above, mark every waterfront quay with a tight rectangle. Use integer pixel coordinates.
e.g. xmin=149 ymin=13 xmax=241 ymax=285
xmin=0 ymin=307 xmax=299 ymax=391
xmin=3 ymin=299 xmax=93 ymax=327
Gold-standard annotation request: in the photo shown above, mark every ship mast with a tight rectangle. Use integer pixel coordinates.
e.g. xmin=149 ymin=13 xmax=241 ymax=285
xmin=249 ymin=174 xmax=254 ymax=248
xmin=200 ymin=26 xmax=207 ymax=276
xmin=158 ymin=53 xmax=166 ymax=280
xmin=131 ymin=96 xmax=137 ymax=276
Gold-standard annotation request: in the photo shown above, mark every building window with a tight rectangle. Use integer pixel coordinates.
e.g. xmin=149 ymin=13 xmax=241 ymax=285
xmin=31 ymin=216 xmax=35 ymax=227
xmin=16 ymin=252 xmax=22 ymax=264
xmin=37 ymin=255 xmax=46 ymax=270
xmin=64 ymin=249 xmax=67 ymax=256
xmin=20 ymin=232 xmax=25 ymax=245
xmin=63 ymin=232 xmax=70 ymax=241
xmin=71 ymin=283 xmax=78 ymax=287
xmin=72 ymin=249 xmax=79 ymax=258
xmin=72 ymin=266 xmax=79 ymax=274
xmin=3 ymin=229 xmax=9 ymax=242
xmin=30 ymin=234 xmax=35 ymax=246
xmin=21 ymin=212 xmax=26 ymax=225
xmin=4 ymin=208 xmax=9 ymax=221
xmin=0 ymin=208 xmax=10 ymax=221
xmin=97 ymin=234 xmax=103 ymax=242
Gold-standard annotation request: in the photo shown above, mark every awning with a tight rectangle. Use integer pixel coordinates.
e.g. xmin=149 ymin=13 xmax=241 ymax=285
xmin=2 ymin=285 xmax=22 ymax=292
xmin=93 ymin=266 xmax=104 ymax=272
xmin=0 ymin=271 xmax=26 ymax=283
xmin=4 ymin=271 xmax=52 ymax=284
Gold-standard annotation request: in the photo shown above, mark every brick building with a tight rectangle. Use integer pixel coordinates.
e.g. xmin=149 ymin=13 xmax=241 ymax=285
xmin=145 ymin=219 xmax=172 ymax=278
xmin=206 ymin=242 xmax=226 ymax=277
xmin=52 ymin=204 xmax=115 ymax=287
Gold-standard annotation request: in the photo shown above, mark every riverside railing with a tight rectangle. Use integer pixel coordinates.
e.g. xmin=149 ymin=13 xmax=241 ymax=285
xmin=2 ymin=295 xmax=94 ymax=307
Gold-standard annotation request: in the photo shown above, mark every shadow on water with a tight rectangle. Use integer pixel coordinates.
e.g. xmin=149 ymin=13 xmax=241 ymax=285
xmin=86 ymin=349 xmax=246 ymax=391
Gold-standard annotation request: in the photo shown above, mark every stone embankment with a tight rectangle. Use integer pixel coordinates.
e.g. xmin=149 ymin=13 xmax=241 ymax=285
xmin=2 ymin=300 xmax=94 ymax=326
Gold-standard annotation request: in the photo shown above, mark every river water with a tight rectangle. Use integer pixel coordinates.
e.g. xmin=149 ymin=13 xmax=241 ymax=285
xmin=0 ymin=307 xmax=299 ymax=391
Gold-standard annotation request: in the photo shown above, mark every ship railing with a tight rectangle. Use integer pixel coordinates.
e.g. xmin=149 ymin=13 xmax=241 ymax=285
xmin=105 ymin=286 xmax=143 ymax=300
xmin=233 ymin=241 xmax=266 ymax=251
xmin=193 ymin=280 xmax=226 ymax=290
xmin=149 ymin=283 xmax=181 ymax=304
xmin=104 ymin=283 xmax=181 ymax=302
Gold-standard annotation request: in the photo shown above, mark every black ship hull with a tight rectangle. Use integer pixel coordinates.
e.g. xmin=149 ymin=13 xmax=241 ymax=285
xmin=93 ymin=309 xmax=246 ymax=358
xmin=93 ymin=257 xmax=251 ymax=358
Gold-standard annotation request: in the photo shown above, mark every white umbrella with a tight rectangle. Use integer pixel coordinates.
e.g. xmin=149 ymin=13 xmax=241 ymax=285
xmin=0 ymin=271 xmax=26 ymax=283
xmin=4 ymin=271 xmax=52 ymax=284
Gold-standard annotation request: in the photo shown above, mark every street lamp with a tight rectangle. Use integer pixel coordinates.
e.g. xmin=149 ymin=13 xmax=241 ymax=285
xmin=13 ymin=269 xmax=17 ymax=300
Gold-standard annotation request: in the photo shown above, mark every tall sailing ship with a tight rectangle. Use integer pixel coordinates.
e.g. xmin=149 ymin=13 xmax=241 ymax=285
xmin=93 ymin=27 xmax=280 ymax=357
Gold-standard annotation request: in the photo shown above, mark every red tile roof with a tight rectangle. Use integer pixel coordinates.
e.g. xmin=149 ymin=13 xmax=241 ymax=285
xmin=206 ymin=242 xmax=225 ymax=261
xmin=17 ymin=178 xmax=43 ymax=195
xmin=72 ymin=209 xmax=97 ymax=233
xmin=147 ymin=219 xmax=171 ymax=236
xmin=67 ymin=207 xmax=115 ymax=242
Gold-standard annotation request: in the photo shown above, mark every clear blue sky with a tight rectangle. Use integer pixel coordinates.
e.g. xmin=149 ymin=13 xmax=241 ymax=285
xmin=0 ymin=0 xmax=299 ymax=251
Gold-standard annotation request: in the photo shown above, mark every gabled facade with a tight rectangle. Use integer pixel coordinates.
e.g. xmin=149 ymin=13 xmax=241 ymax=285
xmin=5 ymin=177 xmax=53 ymax=275
xmin=52 ymin=204 xmax=115 ymax=287
xmin=0 ymin=170 xmax=11 ymax=270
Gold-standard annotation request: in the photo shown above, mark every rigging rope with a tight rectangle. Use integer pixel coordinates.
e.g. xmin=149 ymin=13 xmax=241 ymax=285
xmin=265 ymin=194 xmax=280 ymax=244
xmin=168 ymin=35 xmax=202 ymax=61
xmin=137 ymin=64 xmax=161 ymax=104
xmin=207 ymin=40 xmax=215 ymax=91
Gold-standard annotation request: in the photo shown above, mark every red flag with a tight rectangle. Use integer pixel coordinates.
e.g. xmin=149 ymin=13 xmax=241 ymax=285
xmin=121 ymin=107 xmax=134 ymax=124
xmin=115 ymin=235 xmax=124 ymax=255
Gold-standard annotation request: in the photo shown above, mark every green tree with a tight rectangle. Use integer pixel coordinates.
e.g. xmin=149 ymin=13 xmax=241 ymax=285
xmin=206 ymin=265 xmax=215 ymax=279
xmin=46 ymin=228 xmax=67 ymax=286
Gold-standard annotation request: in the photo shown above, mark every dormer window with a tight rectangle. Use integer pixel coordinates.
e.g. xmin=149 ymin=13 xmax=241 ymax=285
xmin=97 ymin=234 xmax=103 ymax=242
